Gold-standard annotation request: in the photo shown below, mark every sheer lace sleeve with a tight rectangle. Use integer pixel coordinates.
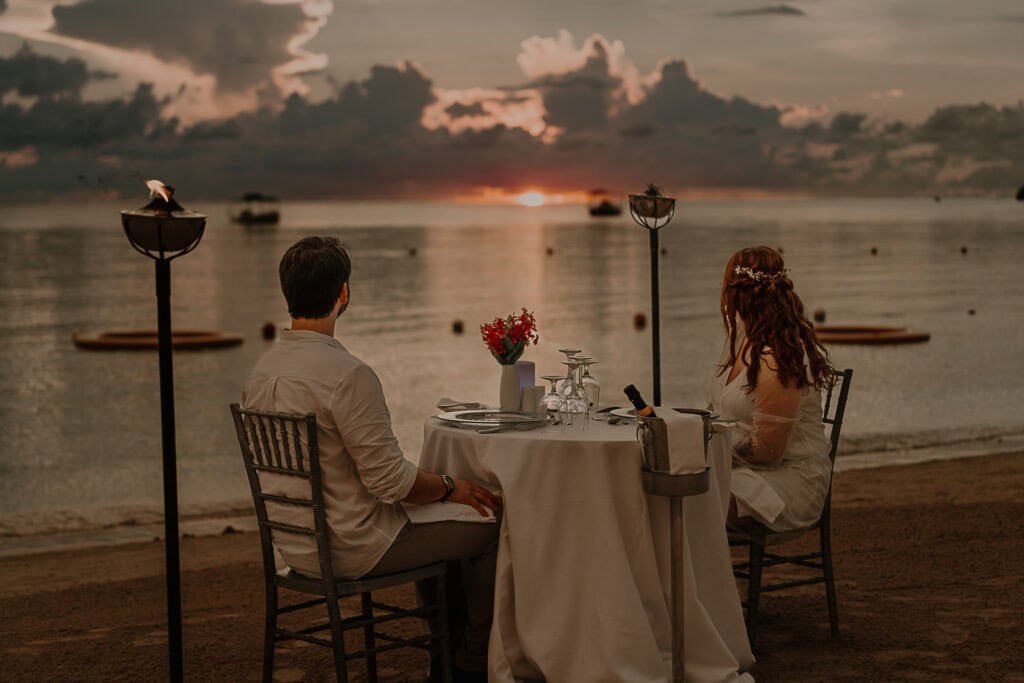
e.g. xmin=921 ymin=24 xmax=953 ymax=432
xmin=734 ymin=352 xmax=804 ymax=466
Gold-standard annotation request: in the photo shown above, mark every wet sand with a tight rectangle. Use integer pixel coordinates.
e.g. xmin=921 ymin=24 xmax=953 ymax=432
xmin=1 ymin=452 xmax=1022 ymax=682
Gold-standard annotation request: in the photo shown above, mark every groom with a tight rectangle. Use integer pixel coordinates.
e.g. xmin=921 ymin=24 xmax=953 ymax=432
xmin=243 ymin=235 xmax=499 ymax=681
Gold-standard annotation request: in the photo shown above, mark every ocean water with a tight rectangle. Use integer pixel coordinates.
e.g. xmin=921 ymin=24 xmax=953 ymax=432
xmin=1 ymin=198 xmax=1022 ymax=540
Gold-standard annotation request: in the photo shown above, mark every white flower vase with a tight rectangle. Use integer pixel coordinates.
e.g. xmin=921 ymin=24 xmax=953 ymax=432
xmin=499 ymin=364 xmax=520 ymax=412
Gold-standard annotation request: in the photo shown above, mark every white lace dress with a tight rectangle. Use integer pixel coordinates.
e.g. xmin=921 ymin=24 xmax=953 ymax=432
xmin=709 ymin=352 xmax=832 ymax=532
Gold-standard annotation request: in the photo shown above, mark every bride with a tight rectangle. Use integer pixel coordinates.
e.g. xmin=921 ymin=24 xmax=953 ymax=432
xmin=709 ymin=246 xmax=836 ymax=532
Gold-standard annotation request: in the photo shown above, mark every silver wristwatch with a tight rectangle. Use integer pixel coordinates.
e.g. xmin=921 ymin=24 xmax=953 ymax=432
xmin=439 ymin=474 xmax=456 ymax=502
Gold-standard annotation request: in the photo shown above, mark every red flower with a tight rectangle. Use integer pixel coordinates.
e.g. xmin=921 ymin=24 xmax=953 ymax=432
xmin=480 ymin=307 xmax=539 ymax=364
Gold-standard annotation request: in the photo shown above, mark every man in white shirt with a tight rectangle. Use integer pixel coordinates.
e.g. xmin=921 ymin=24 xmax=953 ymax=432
xmin=244 ymin=236 xmax=499 ymax=681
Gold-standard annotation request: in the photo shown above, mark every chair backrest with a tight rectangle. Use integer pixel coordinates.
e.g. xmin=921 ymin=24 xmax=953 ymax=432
xmin=230 ymin=403 xmax=336 ymax=581
xmin=822 ymin=368 xmax=854 ymax=463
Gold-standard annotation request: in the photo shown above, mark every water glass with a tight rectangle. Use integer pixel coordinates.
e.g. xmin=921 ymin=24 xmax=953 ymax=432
xmin=558 ymin=358 xmax=589 ymax=432
xmin=577 ymin=357 xmax=600 ymax=410
xmin=540 ymin=375 xmax=564 ymax=412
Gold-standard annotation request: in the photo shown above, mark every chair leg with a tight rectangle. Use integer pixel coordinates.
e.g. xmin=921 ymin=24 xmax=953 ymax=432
xmin=262 ymin=582 xmax=277 ymax=683
xmin=746 ymin=541 xmax=765 ymax=652
xmin=361 ymin=592 xmax=378 ymax=683
xmin=326 ymin=593 xmax=349 ymax=683
xmin=820 ymin=523 xmax=840 ymax=638
xmin=435 ymin=573 xmax=454 ymax=683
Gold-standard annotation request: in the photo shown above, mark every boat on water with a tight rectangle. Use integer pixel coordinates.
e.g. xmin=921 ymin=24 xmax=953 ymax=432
xmin=1016 ymin=185 xmax=1024 ymax=201
xmin=586 ymin=188 xmax=623 ymax=217
xmin=229 ymin=192 xmax=280 ymax=224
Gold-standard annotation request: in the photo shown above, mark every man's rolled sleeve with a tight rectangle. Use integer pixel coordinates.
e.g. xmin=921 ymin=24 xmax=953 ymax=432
xmin=332 ymin=363 xmax=418 ymax=503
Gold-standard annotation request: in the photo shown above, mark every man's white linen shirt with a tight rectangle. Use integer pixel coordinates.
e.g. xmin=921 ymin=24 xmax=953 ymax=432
xmin=243 ymin=329 xmax=418 ymax=579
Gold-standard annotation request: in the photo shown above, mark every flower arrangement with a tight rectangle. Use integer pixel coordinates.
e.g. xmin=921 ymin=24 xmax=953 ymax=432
xmin=480 ymin=307 xmax=539 ymax=365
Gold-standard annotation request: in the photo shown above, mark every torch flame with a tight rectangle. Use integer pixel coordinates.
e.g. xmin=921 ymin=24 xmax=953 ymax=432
xmin=145 ymin=179 xmax=172 ymax=203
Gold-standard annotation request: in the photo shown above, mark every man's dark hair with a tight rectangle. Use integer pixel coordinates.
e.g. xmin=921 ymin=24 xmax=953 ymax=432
xmin=279 ymin=236 xmax=352 ymax=319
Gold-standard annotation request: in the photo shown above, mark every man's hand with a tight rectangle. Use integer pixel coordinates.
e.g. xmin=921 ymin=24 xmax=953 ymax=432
xmin=448 ymin=479 xmax=501 ymax=517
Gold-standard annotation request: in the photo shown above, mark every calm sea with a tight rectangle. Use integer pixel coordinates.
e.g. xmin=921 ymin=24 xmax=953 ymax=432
xmin=1 ymin=198 xmax=1022 ymax=541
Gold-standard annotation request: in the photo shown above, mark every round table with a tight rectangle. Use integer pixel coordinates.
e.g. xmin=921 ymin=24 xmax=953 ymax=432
xmin=419 ymin=418 xmax=754 ymax=683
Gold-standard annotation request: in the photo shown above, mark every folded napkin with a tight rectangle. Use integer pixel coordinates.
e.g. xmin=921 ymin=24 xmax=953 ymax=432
xmin=401 ymin=501 xmax=497 ymax=524
xmin=656 ymin=408 xmax=706 ymax=474
xmin=436 ymin=398 xmax=484 ymax=412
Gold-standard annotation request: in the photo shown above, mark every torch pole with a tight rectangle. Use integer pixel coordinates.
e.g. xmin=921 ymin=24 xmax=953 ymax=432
xmin=649 ymin=228 xmax=662 ymax=406
xmin=155 ymin=258 xmax=184 ymax=683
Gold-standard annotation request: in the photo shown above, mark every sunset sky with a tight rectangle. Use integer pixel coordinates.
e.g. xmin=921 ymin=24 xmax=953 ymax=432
xmin=2 ymin=0 xmax=1023 ymax=200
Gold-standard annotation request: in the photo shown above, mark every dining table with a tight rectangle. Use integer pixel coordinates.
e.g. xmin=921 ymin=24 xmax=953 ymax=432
xmin=419 ymin=414 xmax=756 ymax=682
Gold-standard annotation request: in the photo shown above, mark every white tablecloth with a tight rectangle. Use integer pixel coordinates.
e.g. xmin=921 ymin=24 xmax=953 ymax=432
xmin=420 ymin=419 xmax=755 ymax=683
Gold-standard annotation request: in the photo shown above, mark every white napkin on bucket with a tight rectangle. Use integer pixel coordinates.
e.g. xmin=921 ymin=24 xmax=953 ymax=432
xmin=656 ymin=408 xmax=706 ymax=474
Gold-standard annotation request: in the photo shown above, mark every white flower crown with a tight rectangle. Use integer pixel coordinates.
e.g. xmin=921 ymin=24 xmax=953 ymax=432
xmin=733 ymin=265 xmax=790 ymax=282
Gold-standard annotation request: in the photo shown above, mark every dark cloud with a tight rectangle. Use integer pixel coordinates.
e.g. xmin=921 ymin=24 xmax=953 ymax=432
xmin=530 ymin=42 xmax=621 ymax=131
xmin=276 ymin=62 xmax=434 ymax=137
xmin=446 ymin=101 xmax=487 ymax=118
xmin=624 ymin=60 xmax=781 ymax=130
xmin=51 ymin=0 xmax=309 ymax=92
xmin=181 ymin=119 xmax=242 ymax=142
xmin=829 ymin=112 xmax=867 ymax=138
xmin=0 ymin=83 xmax=162 ymax=151
xmin=0 ymin=44 xmax=93 ymax=98
xmin=718 ymin=5 xmax=805 ymax=17
xmin=916 ymin=103 xmax=1024 ymax=156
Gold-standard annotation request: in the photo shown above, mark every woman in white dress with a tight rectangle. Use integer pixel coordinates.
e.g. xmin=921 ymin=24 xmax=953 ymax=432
xmin=709 ymin=246 xmax=835 ymax=532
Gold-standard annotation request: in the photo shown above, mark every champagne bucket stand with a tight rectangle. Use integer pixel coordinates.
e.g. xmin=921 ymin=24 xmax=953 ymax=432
xmin=637 ymin=409 xmax=712 ymax=683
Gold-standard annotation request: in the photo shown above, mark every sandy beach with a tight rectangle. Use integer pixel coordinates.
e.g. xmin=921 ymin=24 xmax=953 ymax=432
xmin=2 ymin=451 xmax=1022 ymax=682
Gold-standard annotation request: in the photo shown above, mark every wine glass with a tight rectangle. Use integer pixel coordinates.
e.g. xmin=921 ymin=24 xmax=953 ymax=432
xmin=556 ymin=348 xmax=582 ymax=395
xmin=558 ymin=358 xmax=589 ymax=432
xmin=578 ymin=358 xmax=600 ymax=410
xmin=540 ymin=375 xmax=564 ymax=412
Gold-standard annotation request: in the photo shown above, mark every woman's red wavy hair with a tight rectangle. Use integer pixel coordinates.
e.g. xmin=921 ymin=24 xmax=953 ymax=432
xmin=719 ymin=246 xmax=834 ymax=392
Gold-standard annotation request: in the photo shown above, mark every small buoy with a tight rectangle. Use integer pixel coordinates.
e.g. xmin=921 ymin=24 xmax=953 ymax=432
xmin=660 ymin=247 xmax=668 ymax=256
xmin=968 ymin=309 xmax=976 ymax=316
xmin=262 ymin=322 xmax=276 ymax=340
xmin=451 ymin=320 xmax=464 ymax=334
xmin=960 ymin=246 xmax=968 ymax=255
xmin=934 ymin=195 xmax=942 ymax=203
xmin=870 ymin=246 xmax=878 ymax=255
xmin=546 ymin=247 xmax=554 ymax=256
xmin=813 ymin=309 xmax=827 ymax=324
xmin=633 ymin=312 xmax=647 ymax=330
xmin=222 ymin=525 xmax=239 ymax=534
xmin=777 ymin=246 xmax=785 ymax=255
xmin=408 ymin=247 xmax=417 ymax=257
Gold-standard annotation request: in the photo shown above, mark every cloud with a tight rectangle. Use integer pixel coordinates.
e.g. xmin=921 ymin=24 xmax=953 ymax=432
xmin=717 ymin=5 xmax=805 ymax=18
xmin=529 ymin=41 xmax=621 ymax=131
xmin=423 ymin=88 xmax=547 ymax=137
xmin=624 ymin=59 xmax=781 ymax=130
xmin=0 ymin=43 xmax=112 ymax=99
xmin=517 ymin=30 xmax=645 ymax=104
xmin=50 ymin=0 xmax=330 ymax=94
xmin=277 ymin=61 xmax=434 ymax=137
xmin=0 ymin=82 xmax=162 ymax=151
xmin=446 ymin=101 xmax=486 ymax=118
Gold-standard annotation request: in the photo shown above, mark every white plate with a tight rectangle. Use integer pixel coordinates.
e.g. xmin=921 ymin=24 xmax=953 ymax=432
xmin=435 ymin=409 xmax=546 ymax=428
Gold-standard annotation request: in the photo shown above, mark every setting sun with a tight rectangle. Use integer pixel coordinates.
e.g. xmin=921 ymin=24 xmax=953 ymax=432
xmin=515 ymin=191 xmax=546 ymax=207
